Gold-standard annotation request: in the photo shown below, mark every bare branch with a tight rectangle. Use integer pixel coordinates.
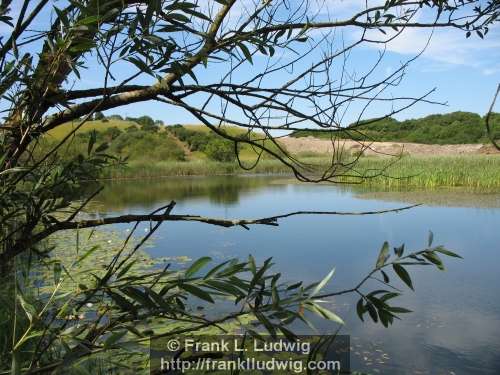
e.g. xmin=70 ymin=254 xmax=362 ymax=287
xmin=485 ymin=83 xmax=500 ymax=151
xmin=53 ymin=202 xmax=421 ymax=231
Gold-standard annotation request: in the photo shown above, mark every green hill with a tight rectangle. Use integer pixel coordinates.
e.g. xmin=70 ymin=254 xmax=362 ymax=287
xmin=39 ymin=119 xmax=280 ymax=164
xmin=39 ymin=119 xmax=186 ymax=163
xmin=46 ymin=119 xmax=138 ymax=140
xmin=291 ymin=111 xmax=500 ymax=144
xmin=166 ymin=124 xmax=283 ymax=161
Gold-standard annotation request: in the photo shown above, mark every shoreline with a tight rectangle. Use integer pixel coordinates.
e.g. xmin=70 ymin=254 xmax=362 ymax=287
xmin=94 ymin=155 xmax=500 ymax=189
xmin=94 ymin=171 xmax=293 ymax=181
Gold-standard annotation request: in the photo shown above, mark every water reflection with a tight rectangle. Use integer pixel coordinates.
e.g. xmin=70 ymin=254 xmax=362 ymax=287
xmin=93 ymin=175 xmax=286 ymax=211
xmin=354 ymin=188 xmax=500 ymax=208
xmin=94 ymin=176 xmax=500 ymax=211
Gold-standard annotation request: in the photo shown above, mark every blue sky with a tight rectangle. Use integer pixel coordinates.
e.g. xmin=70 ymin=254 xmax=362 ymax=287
xmin=107 ymin=22 xmax=500 ymax=125
xmin=94 ymin=0 xmax=500 ymax=125
xmin=2 ymin=0 xmax=499 ymax=126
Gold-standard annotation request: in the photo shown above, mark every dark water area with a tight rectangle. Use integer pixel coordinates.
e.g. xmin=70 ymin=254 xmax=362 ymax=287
xmin=95 ymin=176 xmax=500 ymax=375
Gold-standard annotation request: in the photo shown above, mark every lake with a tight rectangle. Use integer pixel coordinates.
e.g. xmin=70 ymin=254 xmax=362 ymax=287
xmin=95 ymin=175 xmax=500 ymax=375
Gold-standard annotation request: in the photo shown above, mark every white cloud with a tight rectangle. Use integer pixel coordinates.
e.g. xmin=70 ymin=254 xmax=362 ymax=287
xmin=310 ymin=0 xmax=384 ymax=18
xmin=307 ymin=1 xmax=500 ymax=75
xmin=482 ymin=67 xmax=500 ymax=76
xmin=375 ymin=27 xmax=500 ymax=67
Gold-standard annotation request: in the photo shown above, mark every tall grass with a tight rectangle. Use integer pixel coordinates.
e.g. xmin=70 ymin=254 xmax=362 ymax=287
xmin=103 ymin=159 xmax=295 ymax=179
xmin=352 ymin=155 xmax=500 ymax=189
xmin=102 ymin=155 xmax=500 ymax=189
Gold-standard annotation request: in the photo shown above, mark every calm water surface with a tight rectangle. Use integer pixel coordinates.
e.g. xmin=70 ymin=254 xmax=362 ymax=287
xmin=96 ymin=176 xmax=500 ymax=375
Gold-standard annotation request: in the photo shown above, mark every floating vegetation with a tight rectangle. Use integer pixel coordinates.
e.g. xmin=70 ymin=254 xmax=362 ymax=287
xmin=35 ymin=227 xmax=165 ymax=295
xmin=351 ymin=336 xmax=393 ymax=374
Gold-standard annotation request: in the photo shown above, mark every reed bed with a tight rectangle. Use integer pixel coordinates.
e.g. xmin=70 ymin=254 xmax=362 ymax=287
xmin=353 ymin=155 xmax=500 ymax=189
xmin=103 ymin=159 xmax=294 ymax=179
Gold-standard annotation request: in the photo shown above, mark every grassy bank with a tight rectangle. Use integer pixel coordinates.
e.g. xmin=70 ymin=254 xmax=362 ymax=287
xmin=102 ymin=155 xmax=500 ymax=189
xmin=353 ymin=155 xmax=500 ymax=189
xmin=103 ymin=158 xmax=302 ymax=178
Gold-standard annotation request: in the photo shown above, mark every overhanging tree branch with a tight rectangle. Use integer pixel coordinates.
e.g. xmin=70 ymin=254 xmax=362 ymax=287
xmin=55 ymin=202 xmax=422 ymax=231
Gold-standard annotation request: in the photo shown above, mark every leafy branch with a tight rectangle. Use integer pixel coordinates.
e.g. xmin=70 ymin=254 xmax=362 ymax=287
xmin=7 ymin=230 xmax=461 ymax=373
xmin=318 ymin=232 xmax=462 ymax=327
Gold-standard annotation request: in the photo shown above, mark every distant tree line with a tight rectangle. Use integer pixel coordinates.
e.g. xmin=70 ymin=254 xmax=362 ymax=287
xmin=292 ymin=112 xmax=500 ymax=144
xmin=91 ymin=113 xmax=164 ymax=131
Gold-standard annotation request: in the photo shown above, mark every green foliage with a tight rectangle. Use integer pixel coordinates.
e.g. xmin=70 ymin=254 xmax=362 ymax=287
xmin=107 ymin=114 xmax=124 ymax=121
xmin=125 ymin=125 xmax=139 ymax=133
xmin=110 ymin=130 xmax=185 ymax=162
xmin=2 ymin=226 xmax=346 ymax=373
xmin=355 ymin=237 xmax=461 ymax=327
xmin=125 ymin=116 xmax=159 ymax=132
xmin=167 ymin=124 xmax=211 ymax=151
xmin=292 ymin=112 xmax=500 ymax=144
xmin=36 ymin=127 xmax=186 ymax=166
xmin=1 ymin=226 xmax=460 ymax=373
xmin=102 ymin=126 xmax=122 ymax=141
xmin=167 ymin=124 xmax=235 ymax=161
xmin=204 ymin=138 xmax=235 ymax=162
xmin=94 ymin=111 xmax=105 ymax=121
xmin=0 ymin=0 xmax=494 ymax=373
